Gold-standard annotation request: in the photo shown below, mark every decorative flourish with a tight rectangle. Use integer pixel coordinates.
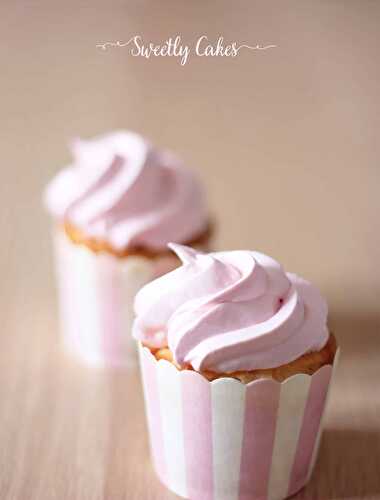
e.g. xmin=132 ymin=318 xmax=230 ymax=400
xmin=96 ymin=38 xmax=134 ymax=51
xmin=236 ymin=44 xmax=277 ymax=52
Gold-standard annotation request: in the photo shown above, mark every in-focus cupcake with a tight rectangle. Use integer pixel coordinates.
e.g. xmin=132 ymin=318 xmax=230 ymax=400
xmin=134 ymin=245 xmax=339 ymax=500
xmin=44 ymin=131 xmax=212 ymax=367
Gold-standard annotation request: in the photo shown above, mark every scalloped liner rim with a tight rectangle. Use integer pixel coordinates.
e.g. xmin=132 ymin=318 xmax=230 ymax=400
xmin=139 ymin=343 xmax=339 ymax=388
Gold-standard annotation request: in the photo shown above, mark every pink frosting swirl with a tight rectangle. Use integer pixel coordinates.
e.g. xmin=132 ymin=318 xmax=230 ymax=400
xmin=133 ymin=244 xmax=329 ymax=373
xmin=44 ymin=131 xmax=208 ymax=250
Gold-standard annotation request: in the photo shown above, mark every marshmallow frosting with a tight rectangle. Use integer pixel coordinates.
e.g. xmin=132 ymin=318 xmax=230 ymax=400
xmin=44 ymin=131 xmax=208 ymax=250
xmin=133 ymin=245 xmax=329 ymax=373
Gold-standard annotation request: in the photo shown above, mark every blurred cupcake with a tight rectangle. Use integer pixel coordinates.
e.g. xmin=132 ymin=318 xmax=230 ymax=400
xmin=44 ymin=131 xmax=212 ymax=367
xmin=134 ymin=245 xmax=339 ymax=500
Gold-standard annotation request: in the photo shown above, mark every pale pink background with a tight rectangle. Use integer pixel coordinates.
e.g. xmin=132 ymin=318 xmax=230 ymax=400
xmin=0 ymin=1 xmax=379 ymax=498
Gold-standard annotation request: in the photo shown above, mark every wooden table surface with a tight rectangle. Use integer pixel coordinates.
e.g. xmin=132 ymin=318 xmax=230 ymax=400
xmin=1 ymin=1 xmax=379 ymax=499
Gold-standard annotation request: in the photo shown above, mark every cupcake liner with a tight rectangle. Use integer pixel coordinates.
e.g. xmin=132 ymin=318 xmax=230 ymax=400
xmin=139 ymin=344 xmax=339 ymax=500
xmin=53 ymin=229 xmax=179 ymax=367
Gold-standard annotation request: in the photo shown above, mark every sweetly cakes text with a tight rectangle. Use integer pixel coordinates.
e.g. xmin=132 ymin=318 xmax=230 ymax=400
xmin=96 ymin=35 xmax=276 ymax=66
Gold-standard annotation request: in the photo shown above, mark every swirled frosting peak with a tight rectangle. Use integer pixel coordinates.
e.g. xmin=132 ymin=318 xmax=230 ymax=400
xmin=44 ymin=131 xmax=208 ymax=250
xmin=133 ymin=245 xmax=329 ymax=373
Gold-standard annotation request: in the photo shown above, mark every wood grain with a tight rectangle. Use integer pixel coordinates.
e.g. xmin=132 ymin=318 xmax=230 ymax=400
xmin=1 ymin=1 xmax=379 ymax=498
xmin=1 ymin=299 xmax=379 ymax=499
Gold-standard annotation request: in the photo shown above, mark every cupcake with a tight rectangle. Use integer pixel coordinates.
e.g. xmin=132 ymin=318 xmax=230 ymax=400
xmin=44 ymin=132 xmax=211 ymax=367
xmin=134 ymin=244 xmax=339 ymax=500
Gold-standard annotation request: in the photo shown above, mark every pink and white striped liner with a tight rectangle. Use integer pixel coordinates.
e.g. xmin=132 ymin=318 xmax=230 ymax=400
xmin=53 ymin=229 xmax=179 ymax=367
xmin=139 ymin=344 xmax=339 ymax=500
